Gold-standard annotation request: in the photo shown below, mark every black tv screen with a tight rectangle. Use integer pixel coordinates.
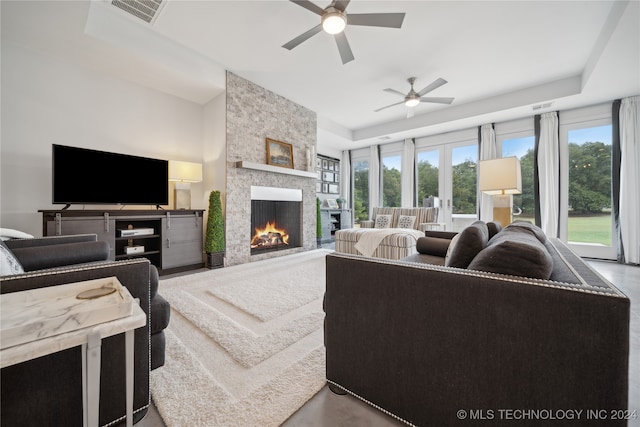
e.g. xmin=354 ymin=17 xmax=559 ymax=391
xmin=52 ymin=144 xmax=168 ymax=206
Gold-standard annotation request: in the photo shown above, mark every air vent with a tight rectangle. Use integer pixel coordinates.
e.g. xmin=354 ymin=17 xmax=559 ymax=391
xmin=532 ymin=102 xmax=553 ymax=111
xmin=110 ymin=0 xmax=165 ymax=24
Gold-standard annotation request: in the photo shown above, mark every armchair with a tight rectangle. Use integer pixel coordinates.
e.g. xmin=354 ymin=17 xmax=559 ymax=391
xmin=1 ymin=234 xmax=170 ymax=426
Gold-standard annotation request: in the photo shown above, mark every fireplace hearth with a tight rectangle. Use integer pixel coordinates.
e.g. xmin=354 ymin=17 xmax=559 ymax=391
xmin=250 ymin=186 xmax=302 ymax=255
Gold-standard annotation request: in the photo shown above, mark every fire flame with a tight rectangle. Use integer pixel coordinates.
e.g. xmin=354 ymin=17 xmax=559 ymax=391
xmin=251 ymin=221 xmax=289 ymax=248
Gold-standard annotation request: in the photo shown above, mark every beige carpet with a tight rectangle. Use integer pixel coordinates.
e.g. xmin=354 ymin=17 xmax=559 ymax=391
xmin=150 ymin=250 xmax=330 ymax=426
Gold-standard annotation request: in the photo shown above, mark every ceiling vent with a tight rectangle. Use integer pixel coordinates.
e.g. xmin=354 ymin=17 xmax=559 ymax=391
xmin=379 ymin=136 xmax=392 ymax=141
xmin=532 ymin=102 xmax=553 ymax=111
xmin=109 ymin=0 xmax=165 ymax=24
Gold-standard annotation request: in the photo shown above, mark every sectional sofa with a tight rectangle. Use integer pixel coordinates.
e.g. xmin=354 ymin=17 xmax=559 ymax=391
xmin=324 ymin=221 xmax=630 ymax=426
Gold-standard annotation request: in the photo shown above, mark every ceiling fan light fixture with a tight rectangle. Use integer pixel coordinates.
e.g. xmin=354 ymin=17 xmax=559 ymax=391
xmin=405 ymin=98 xmax=420 ymax=108
xmin=322 ymin=8 xmax=347 ymax=34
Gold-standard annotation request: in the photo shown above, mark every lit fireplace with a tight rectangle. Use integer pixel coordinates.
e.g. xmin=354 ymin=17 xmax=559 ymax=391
xmin=250 ymin=186 xmax=302 ymax=255
xmin=251 ymin=221 xmax=289 ymax=249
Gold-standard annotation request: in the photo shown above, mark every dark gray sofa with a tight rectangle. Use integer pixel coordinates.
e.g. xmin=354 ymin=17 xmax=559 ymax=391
xmin=324 ymin=221 xmax=630 ymax=426
xmin=1 ymin=234 xmax=170 ymax=426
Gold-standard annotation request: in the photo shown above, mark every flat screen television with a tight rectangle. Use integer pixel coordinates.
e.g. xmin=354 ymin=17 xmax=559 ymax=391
xmin=52 ymin=144 xmax=169 ymax=207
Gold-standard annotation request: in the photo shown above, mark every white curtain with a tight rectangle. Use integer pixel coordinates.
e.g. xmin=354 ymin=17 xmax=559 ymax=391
xmin=369 ymin=145 xmax=380 ymax=218
xmin=479 ymin=124 xmax=497 ymax=221
xmin=537 ymin=112 xmax=560 ymax=237
xmin=401 ymin=138 xmax=415 ymax=207
xmin=341 ymin=150 xmax=351 ymax=208
xmin=619 ymin=96 xmax=640 ymax=264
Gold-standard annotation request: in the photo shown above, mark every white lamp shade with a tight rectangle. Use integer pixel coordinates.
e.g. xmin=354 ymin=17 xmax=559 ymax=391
xmin=168 ymin=160 xmax=203 ymax=183
xmin=478 ymin=157 xmax=522 ymax=195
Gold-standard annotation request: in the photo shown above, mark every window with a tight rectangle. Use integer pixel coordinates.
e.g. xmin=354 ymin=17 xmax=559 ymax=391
xmin=352 ymin=158 xmax=369 ymax=224
xmin=567 ymin=125 xmax=612 ymax=246
xmin=416 ymin=149 xmax=439 ymax=205
xmin=382 ymin=154 xmax=401 ymax=207
xmin=501 ymin=136 xmax=535 ymax=222
xmin=451 ymin=144 xmax=477 ymax=215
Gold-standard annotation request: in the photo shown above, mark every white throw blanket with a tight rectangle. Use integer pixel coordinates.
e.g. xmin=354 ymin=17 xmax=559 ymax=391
xmin=354 ymin=228 xmax=424 ymax=257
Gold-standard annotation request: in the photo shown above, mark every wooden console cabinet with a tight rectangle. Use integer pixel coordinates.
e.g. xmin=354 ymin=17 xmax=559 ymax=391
xmin=40 ymin=210 xmax=204 ymax=274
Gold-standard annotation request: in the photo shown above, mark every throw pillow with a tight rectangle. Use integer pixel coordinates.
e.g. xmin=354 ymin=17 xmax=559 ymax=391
xmin=467 ymin=229 xmax=553 ymax=279
xmin=417 ymin=236 xmax=452 ymax=257
xmin=0 ymin=240 xmax=24 ymax=275
xmin=397 ymin=215 xmax=416 ymax=229
xmin=444 ymin=233 xmax=461 ymax=266
xmin=374 ymin=214 xmax=393 ymax=229
xmin=0 ymin=228 xmax=34 ymax=241
xmin=503 ymin=221 xmax=546 ymax=243
xmin=445 ymin=220 xmax=489 ymax=269
xmin=486 ymin=221 xmax=502 ymax=239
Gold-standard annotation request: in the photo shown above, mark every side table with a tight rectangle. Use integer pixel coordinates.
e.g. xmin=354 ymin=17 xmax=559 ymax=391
xmin=1 ymin=278 xmax=146 ymax=427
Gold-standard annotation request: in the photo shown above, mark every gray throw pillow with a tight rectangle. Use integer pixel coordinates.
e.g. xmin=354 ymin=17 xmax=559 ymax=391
xmin=445 ymin=221 xmax=489 ymax=269
xmin=503 ymin=221 xmax=546 ymax=243
xmin=468 ymin=226 xmax=553 ymax=279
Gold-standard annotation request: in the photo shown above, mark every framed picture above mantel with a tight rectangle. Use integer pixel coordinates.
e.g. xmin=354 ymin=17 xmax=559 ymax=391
xmin=266 ymin=138 xmax=294 ymax=169
xmin=317 ymin=154 xmax=340 ymax=194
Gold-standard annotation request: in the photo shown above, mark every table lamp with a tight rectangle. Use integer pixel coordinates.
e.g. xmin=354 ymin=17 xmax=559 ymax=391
xmin=168 ymin=160 xmax=203 ymax=209
xmin=478 ymin=157 xmax=522 ymax=226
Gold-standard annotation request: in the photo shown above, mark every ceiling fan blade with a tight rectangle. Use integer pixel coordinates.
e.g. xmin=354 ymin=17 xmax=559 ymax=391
xmin=417 ymin=78 xmax=448 ymax=96
xmin=282 ymin=24 xmax=323 ymax=50
xmin=348 ymin=13 xmax=405 ymax=28
xmin=334 ymin=32 xmax=354 ymax=64
xmin=375 ymin=100 xmax=405 ymax=112
xmin=419 ymin=96 xmax=455 ymax=104
xmin=290 ymin=0 xmax=325 ymax=16
xmin=383 ymin=88 xmax=407 ymax=98
xmin=333 ymin=0 xmax=351 ymax=12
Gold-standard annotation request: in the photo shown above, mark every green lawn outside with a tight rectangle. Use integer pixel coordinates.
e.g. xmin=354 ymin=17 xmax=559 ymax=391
xmin=568 ymin=214 xmax=611 ymax=246
xmin=509 ymin=214 xmax=611 ymax=246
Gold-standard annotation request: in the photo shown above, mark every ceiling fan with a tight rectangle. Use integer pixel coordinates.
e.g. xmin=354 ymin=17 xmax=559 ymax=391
xmin=282 ymin=0 xmax=406 ymax=65
xmin=375 ymin=77 xmax=455 ymax=117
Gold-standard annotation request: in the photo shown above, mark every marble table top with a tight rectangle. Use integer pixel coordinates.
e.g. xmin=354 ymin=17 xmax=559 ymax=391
xmin=1 ymin=277 xmax=133 ymax=350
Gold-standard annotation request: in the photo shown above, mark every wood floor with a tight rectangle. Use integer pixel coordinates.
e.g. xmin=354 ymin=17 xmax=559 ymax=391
xmin=139 ymin=259 xmax=640 ymax=427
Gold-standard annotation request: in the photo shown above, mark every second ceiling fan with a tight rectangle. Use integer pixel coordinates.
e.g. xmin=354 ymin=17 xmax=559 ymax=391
xmin=375 ymin=77 xmax=455 ymax=117
xmin=282 ymin=0 xmax=406 ymax=65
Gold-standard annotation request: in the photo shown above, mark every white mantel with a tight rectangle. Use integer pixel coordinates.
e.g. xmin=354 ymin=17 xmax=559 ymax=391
xmin=236 ymin=161 xmax=317 ymax=179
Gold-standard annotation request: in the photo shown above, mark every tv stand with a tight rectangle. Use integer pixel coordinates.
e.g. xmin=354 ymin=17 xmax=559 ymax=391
xmin=39 ymin=209 xmax=205 ymax=275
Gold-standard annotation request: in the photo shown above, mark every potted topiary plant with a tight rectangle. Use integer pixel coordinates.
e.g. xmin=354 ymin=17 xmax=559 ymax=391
xmin=205 ymin=190 xmax=225 ymax=268
xmin=316 ymin=197 xmax=322 ymax=248
xmin=336 ymin=197 xmax=346 ymax=209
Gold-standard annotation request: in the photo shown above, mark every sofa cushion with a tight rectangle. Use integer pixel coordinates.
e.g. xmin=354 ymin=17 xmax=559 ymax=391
xmin=445 ymin=221 xmax=489 ymax=268
xmin=397 ymin=215 xmax=416 ymax=229
xmin=468 ymin=226 xmax=553 ymax=279
xmin=416 ymin=236 xmax=451 ymax=258
xmin=374 ymin=214 xmax=393 ymax=228
xmin=0 ymin=241 xmax=24 ymax=275
xmin=504 ymin=221 xmax=546 ymax=243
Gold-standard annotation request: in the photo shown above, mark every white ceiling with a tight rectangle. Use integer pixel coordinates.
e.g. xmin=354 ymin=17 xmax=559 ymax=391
xmin=2 ymin=1 xmax=639 ymax=152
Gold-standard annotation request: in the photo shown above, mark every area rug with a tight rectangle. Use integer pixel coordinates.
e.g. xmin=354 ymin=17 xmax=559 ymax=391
xmin=150 ymin=250 xmax=330 ymax=426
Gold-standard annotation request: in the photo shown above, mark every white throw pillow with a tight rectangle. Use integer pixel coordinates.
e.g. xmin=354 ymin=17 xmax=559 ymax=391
xmin=397 ymin=215 xmax=416 ymax=229
xmin=0 ymin=241 xmax=24 ymax=275
xmin=444 ymin=233 xmax=461 ymax=267
xmin=0 ymin=228 xmax=34 ymax=241
xmin=374 ymin=214 xmax=393 ymax=229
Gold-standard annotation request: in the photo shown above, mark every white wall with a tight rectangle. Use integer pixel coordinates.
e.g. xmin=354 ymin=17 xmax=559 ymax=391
xmin=0 ymin=41 xmax=209 ymax=236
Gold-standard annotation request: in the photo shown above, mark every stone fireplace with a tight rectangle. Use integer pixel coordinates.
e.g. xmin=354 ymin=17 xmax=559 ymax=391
xmin=250 ymin=186 xmax=302 ymax=255
xmin=225 ymin=72 xmax=318 ymax=265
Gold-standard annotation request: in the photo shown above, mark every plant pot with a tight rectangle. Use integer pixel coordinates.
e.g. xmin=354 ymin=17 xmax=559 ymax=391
xmin=207 ymin=251 xmax=225 ymax=269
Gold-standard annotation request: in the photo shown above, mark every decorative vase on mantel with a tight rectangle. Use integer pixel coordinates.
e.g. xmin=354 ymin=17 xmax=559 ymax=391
xmin=205 ymin=190 xmax=225 ymax=269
